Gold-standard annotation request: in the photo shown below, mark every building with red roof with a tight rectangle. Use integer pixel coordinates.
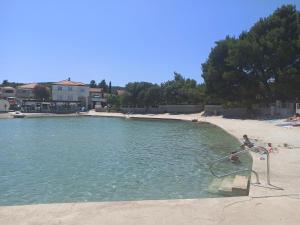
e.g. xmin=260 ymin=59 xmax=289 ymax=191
xmin=52 ymin=79 xmax=89 ymax=108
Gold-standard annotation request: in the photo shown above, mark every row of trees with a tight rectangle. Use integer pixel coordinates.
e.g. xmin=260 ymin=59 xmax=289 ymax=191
xmin=118 ymin=73 xmax=205 ymax=107
xmin=89 ymin=79 xmax=112 ymax=93
xmin=202 ymin=5 xmax=300 ymax=107
xmin=1 ymin=80 xmax=24 ymax=88
xmin=1 ymin=74 xmax=205 ymax=108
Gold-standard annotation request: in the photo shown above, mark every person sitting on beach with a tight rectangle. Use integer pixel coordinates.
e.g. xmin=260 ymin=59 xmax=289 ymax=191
xmin=241 ymin=135 xmax=254 ymax=149
xmin=229 ymin=151 xmax=240 ymax=163
xmin=241 ymin=134 xmax=267 ymax=154
xmin=288 ymin=113 xmax=300 ymax=121
xmin=267 ymin=143 xmax=273 ymax=153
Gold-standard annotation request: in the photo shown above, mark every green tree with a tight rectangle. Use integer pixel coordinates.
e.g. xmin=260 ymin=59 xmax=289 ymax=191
xmin=161 ymin=72 xmax=204 ymax=104
xmin=98 ymin=79 xmax=108 ymax=92
xmin=89 ymin=80 xmax=97 ymax=88
xmin=202 ymin=4 xmax=300 ymax=107
xmin=202 ymin=37 xmax=259 ymax=107
xmin=120 ymin=92 xmax=132 ymax=106
xmin=123 ymin=82 xmax=155 ymax=107
xmin=33 ymin=85 xmax=50 ymax=100
xmin=108 ymin=81 xmax=112 ymax=94
xmin=121 ymin=73 xmax=204 ymax=107
xmin=143 ymin=85 xmax=162 ymax=107
xmin=2 ymin=80 xmax=8 ymax=86
xmin=1 ymin=80 xmax=24 ymax=88
xmin=107 ymin=94 xmax=121 ymax=109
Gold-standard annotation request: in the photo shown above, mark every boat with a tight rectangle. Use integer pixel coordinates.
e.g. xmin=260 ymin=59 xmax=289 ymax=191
xmin=13 ymin=111 xmax=25 ymax=118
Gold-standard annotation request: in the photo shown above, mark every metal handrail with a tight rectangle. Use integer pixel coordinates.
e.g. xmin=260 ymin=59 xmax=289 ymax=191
xmin=208 ymin=149 xmax=261 ymax=184
xmin=208 ymin=146 xmax=284 ymax=190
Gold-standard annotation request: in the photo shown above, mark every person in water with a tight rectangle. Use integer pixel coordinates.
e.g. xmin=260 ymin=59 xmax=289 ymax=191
xmin=229 ymin=151 xmax=240 ymax=163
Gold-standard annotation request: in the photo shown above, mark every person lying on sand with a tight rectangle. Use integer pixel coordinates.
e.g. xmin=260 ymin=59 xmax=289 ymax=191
xmin=287 ymin=113 xmax=300 ymax=121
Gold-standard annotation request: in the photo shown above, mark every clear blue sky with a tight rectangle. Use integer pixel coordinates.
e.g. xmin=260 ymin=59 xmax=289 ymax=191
xmin=0 ymin=0 xmax=299 ymax=86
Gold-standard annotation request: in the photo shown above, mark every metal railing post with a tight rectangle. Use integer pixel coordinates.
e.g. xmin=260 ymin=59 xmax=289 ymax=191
xmin=251 ymin=170 xmax=260 ymax=184
xmin=207 ymin=145 xmax=285 ymax=190
xmin=266 ymin=151 xmax=271 ymax=185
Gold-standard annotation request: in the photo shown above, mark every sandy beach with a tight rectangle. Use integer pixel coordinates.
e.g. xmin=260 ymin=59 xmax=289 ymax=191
xmin=1 ymin=111 xmax=300 ymax=225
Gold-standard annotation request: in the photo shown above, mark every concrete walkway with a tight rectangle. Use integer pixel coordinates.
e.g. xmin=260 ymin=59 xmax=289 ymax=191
xmin=1 ymin=113 xmax=300 ymax=225
xmin=1 ymin=196 xmax=300 ymax=225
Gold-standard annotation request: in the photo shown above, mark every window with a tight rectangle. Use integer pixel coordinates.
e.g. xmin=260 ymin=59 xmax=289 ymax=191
xmin=67 ymin=96 xmax=73 ymax=101
xmin=68 ymin=86 xmax=72 ymax=91
xmin=57 ymin=86 xmax=63 ymax=91
xmin=80 ymin=88 xmax=85 ymax=93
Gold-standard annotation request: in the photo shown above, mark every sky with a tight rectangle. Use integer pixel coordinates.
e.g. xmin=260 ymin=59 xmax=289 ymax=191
xmin=0 ymin=0 xmax=299 ymax=86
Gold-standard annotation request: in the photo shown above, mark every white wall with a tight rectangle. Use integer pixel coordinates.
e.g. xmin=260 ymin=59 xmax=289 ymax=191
xmin=52 ymin=85 xmax=89 ymax=102
xmin=16 ymin=89 xmax=34 ymax=99
xmin=0 ymin=87 xmax=16 ymax=98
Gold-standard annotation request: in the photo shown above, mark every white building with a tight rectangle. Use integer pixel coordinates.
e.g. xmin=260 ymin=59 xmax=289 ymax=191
xmin=89 ymin=88 xmax=107 ymax=109
xmin=0 ymin=86 xmax=16 ymax=99
xmin=52 ymin=80 xmax=89 ymax=108
xmin=16 ymin=83 xmax=37 ymax=100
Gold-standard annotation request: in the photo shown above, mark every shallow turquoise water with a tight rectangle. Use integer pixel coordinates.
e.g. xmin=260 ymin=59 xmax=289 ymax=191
xmin=0 ymin=117 xmax=247 ymax=206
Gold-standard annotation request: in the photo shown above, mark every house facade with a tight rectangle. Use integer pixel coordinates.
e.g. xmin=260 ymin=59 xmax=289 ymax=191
xmin=21 ymin=100 xmax=80 ymax=113
xmin=16 ymin=83 xmax=37 ymax=100
xmin=89 ymin=88 xmax=107 ymax=109
xmin=0 ymin=87 xmax=16 ymax=99
xmin=0 ymin=86 xmax=17 ymax=109
xmin=52 ymin=80 xmax=89 ymax=108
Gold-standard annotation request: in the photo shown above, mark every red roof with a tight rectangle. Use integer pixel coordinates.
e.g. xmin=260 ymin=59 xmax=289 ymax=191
xmin=117 ymin=90 xmax=126 ymax=95
xmin=54 ymin=80 xmax=86 ymax=86
xmin=89 ymin=88 xmax=103 ymax=93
